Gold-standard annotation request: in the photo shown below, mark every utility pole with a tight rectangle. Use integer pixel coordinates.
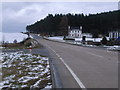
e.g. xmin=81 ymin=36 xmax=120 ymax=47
xmin=118 ymin=1 xmax=120 ymax=10
xmin=2 ymin=33 xmax=5 ymax=44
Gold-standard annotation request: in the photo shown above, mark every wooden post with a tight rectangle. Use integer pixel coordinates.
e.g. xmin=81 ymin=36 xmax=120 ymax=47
xmin=28 ymin=46 xmax=32 ymax=53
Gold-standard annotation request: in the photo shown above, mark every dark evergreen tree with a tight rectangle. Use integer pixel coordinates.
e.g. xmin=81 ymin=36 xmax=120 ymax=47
xmin=58 ymin=15 xmax=68 ymax=36
xmin=101 ymin=37 xmax=108 ymax=45
xmin=26 ymin=10 xmax=120 ymax=36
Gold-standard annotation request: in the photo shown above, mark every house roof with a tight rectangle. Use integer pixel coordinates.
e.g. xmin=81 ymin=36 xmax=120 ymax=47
xmin=109 ymin=31 xmax=120 ymax=33
xmin=69 ymin=27 xmax=82 ymax=31
xmin=70 ymin=27 xmax=80 ymax=29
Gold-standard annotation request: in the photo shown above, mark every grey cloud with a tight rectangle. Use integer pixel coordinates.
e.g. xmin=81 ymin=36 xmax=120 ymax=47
xmin=2 ymin=2 xmax=118 ymax=33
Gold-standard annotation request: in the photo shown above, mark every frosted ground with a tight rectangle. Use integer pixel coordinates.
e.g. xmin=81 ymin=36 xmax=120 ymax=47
xmin=0 ymin=51 xmax=52 ymax=89
xmin=47 ymin=36 xmax=108 ymax=45
xmin=0 ymin=32 xmax=28 ymax=43
xmin=47 ymin=36 xmax=110 ymax=42
xmin=47 ymin=36 xmax=120 ymax=50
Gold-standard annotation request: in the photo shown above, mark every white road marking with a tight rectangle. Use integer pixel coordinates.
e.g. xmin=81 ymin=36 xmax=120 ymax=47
xmin=47 ymin=46 xmax=86 ymax=89
xmin=86 ymin=51 xmax=103 ymax=58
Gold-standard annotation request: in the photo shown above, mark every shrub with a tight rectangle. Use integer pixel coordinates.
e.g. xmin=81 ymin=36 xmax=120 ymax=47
xmin=63 ymin=38 xmax=75 ymax=41
xmin=101 ymin=37 xmax=107 ymax=45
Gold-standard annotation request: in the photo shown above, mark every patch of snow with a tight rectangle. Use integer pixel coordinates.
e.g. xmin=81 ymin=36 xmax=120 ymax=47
xmin=21 ymin=85 xmax=28 ymax=88
xmin=46 ymin=36 xmax=66 ymax=42
xmin=43 ymin=85 xmax=52 ymax=89
xmin=105 ymin=45 xmax=120 ymax=50
xmin=4 ymin=75 xmax=15 ymax=81
xmin=0 ymin=47 xmax=5 ymax=49
xmin=1 ymin=52 xmax=51 ymax=89
xmin=33 ymin=79 xmax=42 ymax=87
xmin=47 ymin=36 xmax=110 ymax=43
xmin=47 ymin=36 xmax=63 ymax=40
xmin=1 ymin=32 xmax=28 ymax=43
xmin=18 ymin=76 xmax=39 ymax=83
xmin=82 ymin=44 xmax=96 ymax=47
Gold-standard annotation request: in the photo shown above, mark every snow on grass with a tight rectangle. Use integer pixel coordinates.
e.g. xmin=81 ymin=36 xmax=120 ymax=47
xmin=47 ymin=36 xmax=109 ymax=42
xmin=104 ymin=45 xmax=120 ymax=50
xmin=0 ymin=52 xmax=52 ymax=89
xmin=47 ymin=36 xmax=64 ymax=41
xmin=75 ymin=37 xmax=109 ymax=42
xmin=0 ymin=47 xmax=5 ymax=49
xmin=1 ymin=32 xmax=28 ymax=43
xmin=47 ymin=36 xmax=66 ymax=43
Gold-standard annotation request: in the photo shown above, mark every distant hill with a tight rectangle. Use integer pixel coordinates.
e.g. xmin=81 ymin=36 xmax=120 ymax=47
xmin=26 ymin=10 xmax=120 ymax=36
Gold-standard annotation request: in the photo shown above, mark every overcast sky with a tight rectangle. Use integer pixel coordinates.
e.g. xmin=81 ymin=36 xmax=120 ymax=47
xmin=2 ymin=2 xmax=119 ymax=33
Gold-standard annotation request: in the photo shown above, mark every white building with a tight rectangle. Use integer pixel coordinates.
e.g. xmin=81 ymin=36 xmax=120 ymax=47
xmin=68 ymin=26 xmax=92 ymax=38
xmin=68 ymin=26 xmax=82 ymax=38
xmin=109 ymin=31 xmax=120 ymax=39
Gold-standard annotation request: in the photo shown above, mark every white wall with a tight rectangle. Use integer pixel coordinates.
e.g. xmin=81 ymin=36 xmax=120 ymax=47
xmin=109 ymin=31 xmax=120 ymax=39
xmin=69 ymin=29 xmax=82 ymax=38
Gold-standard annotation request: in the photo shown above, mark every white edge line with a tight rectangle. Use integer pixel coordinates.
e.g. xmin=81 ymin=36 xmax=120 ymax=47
xmin=48 ymin=46 xmax=86 ymax=89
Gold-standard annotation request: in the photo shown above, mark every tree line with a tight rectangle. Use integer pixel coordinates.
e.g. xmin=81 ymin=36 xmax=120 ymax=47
xmin=26 ymin=10 xmax=120 ymax=37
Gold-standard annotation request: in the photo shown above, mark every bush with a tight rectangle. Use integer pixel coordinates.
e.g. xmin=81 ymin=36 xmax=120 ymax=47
xmin=101 ymin=37 xmax=107 ymax=45
xmin=63 ymin=38 xmax=75 ymax=41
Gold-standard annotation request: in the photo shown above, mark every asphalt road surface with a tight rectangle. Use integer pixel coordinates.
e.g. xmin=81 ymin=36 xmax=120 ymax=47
xmin=32 ymin=35 xmax=118 ymax=89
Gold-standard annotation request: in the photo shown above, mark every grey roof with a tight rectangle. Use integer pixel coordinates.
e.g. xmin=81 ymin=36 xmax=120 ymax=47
xmin=70 ymin=27 xmax=80 ymax=30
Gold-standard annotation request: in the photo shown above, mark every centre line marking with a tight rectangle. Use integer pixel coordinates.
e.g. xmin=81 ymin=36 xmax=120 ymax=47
xmin=47 ymin=46 xmax=86 ymax=89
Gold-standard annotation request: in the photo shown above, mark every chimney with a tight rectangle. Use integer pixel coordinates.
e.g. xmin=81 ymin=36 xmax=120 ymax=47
xmin=68 ymin=26 xmax=71 ymax=30
xmin=80 ymin=26 xmax=82 ymax=30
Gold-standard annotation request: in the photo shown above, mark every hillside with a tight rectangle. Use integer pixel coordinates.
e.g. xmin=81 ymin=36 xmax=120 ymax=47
xmin=26 ymin=10 xmax=120 ymax=36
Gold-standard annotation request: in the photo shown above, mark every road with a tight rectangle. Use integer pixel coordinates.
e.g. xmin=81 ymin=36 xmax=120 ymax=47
xmin=32 ymin=35 xmax=118 ymax=89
